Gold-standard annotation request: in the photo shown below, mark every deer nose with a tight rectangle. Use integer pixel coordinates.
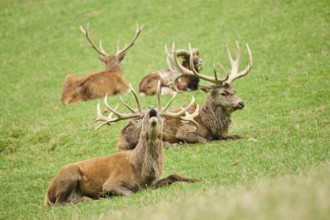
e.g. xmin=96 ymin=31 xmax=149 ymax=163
xmin=149 ymin=108 xmax=157 ymax=117
xmin=238 ymin=101 xmax=245 ymax=109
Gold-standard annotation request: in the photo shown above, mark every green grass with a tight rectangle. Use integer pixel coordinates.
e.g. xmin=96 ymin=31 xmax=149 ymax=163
xmin=0 ymin=0 xmax=329 ymax=219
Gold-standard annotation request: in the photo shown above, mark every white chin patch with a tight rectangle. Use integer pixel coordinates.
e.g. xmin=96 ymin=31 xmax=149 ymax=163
xmin=149 ymin=117 xmax=158 ymax=125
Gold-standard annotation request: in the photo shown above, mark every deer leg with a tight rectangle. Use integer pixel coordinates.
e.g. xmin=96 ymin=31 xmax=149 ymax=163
xmin=154 ymin=174 xmax=200 ymax=188
xmin=71 ymin=196 xmax=93 ymax=204
xmin=50 ymin=166 xmax=83 ymax=205
xmin=175 ymin=131 xmax=208 ymax=144
xmin=173 ymin=124 xmax=209 ymax=144
xmin=221 ymin=135 xmax=242 ymax=140
xmin=102 ymin=182 xmax=134 ymax=196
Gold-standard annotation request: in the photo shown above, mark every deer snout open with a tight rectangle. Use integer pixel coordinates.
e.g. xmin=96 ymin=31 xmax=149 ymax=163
xmin=149 ymin=107 xmax=157 ymax=118
xmin=148 ymin=108 xmax=158 ymax=126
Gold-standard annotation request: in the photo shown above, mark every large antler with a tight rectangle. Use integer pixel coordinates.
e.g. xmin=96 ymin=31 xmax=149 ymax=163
xmin=224 ymin=41 xmax=253 ymax=84
xmin=166 ymin=43 xmax=229 ymax=87
xmin=116 ymin=24 xmax=143 ymax=57
xmin=93 ymin=81 xmax=199 ymax=131
xmin=93 ymin=84 xmax=143 ymax=130
xmin=156 ymin=81 xmax=199 ymax=130
xmin=80 ymin=23 xmax=108 ymax=56
xmin=80 ymin=23 xmax=143 ymax=57
xmin=167 ymin=42 xmax=252 ymax=86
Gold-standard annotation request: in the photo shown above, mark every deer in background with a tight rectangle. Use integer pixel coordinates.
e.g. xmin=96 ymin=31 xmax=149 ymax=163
xmin=45 ymin=83 xmax=199 ymax=205
xmin=139 ymin=47 xmax=203 ymax=96
xmin=61 ymin=24 xmax=143 ymax=105
xmin=117 ymin=42 xmax=252 ymax=151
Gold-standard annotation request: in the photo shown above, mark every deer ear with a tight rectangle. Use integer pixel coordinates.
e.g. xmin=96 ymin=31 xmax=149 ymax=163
xmin=200 ymin=85 xmax=214 ymax=93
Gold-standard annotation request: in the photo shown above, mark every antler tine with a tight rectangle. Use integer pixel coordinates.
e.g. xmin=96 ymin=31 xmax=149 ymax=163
xmin=165 ymin=44 xmax=177 ymax=73
xmin=92 ymin=102 xmax=113 ymax=124
xmin=157 ymin=79 xmax=178 ymax=112
xmin=116 ymin=24 xmax=143 ymax=56
xmin=161 ymin=96 xmax=195 ymax=118
xmin=93 ymin=92 xmax=143 ymax=130
xmin=98 ymin=39 xmax=108 ymax=55
xmin=212 ymin=63 xmax=229 ymax=83
xmin=80 ymin=23 xmax=107 ymax=56
xmin=225 ymin=42 xmax=253 ymax=84
xmin=168 ymin=43 xmax=196 ymax=91
xmin=164 ymin=44 xmax=181 ymax=92
xmin=187 ymin=43 xmax=221 ymax=84
xmin=160 ymin=96 xmax=199 ymax=130
xmin=180 ymin=104 xmax=200 ymax=132
xmin=120 ymin=96 xmax=136 ymax=113
xmin=93 ymin=103 xmax=119 ymax=130
xmin=157 ymin=80 xmax=162 ymax=110
xmin=128 ymin=84 xmax=142 ymax=113
xmin=156 ymin=77 xmax=199 ymax=130
xmin=162 ymin=93 xmax=177 ymax=112
xmin=104 ymin=95 xmax=138 ymax=119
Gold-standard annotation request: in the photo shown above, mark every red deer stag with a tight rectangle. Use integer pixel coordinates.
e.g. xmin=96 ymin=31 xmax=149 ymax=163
xmin=61 ymin=24 xmax=143 ymax=105
xmin=139 ymin=47 xmax=203 ymax=96
xmin=45 ymin=83 xmax=199 ymax=205
xmin=117 ymin=42 xmax=252 ymax=150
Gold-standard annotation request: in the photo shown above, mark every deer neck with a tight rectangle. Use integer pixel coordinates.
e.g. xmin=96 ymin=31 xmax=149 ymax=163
xmin=132 ymin=133 xmax=164 ymax=179
xmin=200 ymin=97 xmax=232 ymax=138
xmin=105 ymin=60 xmax=123 ymax=73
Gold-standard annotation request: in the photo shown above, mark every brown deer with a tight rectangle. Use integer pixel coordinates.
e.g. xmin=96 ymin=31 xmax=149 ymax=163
xmin=139 ymin=47 xmax=203 ymax=96
xmin=45 ymin=83 xmax=200 ymax=205
xmin=61 ymin=24 xmax=143 ymax=105
xmin=117 ymin=42 xmax=252 ymax=150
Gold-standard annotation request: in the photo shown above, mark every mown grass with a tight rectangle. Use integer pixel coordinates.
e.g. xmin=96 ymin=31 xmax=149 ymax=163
xmin=0 ymin=0 xmax=329 ymax=219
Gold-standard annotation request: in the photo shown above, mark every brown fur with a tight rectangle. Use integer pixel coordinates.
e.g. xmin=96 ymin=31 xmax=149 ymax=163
xmin=139 ymin=50 xmax=202 ymax=96
xmin=117 ymin=83 xmax=245 ymax=150
xmin=61 ymin=55 xmax=129 ymax=105
xmin=45 ymin=108 xmax=199 ymax=206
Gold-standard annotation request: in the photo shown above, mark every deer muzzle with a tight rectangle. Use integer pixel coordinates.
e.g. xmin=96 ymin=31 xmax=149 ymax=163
xmin=148 ymin=107 xmax=158 ymax=126
xmin=236 ymin=101 xmax=245 ymax=109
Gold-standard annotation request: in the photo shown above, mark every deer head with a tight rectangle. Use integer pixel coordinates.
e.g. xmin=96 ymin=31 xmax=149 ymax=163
xmin=80 ymin=23 xmax=143 ymax=70
xmin=166 ymin=42 xmax=252 ymax=113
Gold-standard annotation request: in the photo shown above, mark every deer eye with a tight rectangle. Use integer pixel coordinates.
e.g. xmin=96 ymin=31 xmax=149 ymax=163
xmin=220 ymin=92 xmax=227 ymax=97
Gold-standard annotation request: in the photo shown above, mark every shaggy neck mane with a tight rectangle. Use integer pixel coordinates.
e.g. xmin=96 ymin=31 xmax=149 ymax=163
xmin=132 ymin=133 xmax=164 ymax=178
xmin=200 ymin=95 xmax=232 ymax=139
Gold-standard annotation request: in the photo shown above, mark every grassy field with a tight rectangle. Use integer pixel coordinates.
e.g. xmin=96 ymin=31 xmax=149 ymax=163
xmin=0 ymin=0 xmax=329 ymax=219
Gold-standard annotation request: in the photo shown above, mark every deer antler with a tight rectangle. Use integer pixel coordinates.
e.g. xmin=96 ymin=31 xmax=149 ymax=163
xmin=80 ymin=23 xmax=108 ymax=56
xmin=167 ymin=42 xmax=252 ymax=86
xmin=93 ymin=84 xmax=143 ymax=130
xmin=224 ymin=41 xmax=253 ymax=84
xmin=166 ymin=43 xmax=229 ymax=88
xmin=156 ymin=81 xmax=199 ymax=130
xmin=93 ymin=81 xmax=199 ymax=131
xmin=116 ymin=24 xmax=143 ymax=57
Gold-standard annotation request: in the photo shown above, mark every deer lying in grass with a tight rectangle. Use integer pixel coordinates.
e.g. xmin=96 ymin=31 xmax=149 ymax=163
xmin=117 ymin=42 xmax=252 ymax=150
xmin=61 ymin=24 xmax=143 ymax=105
xmin=139 ymin=47 xmax=203 ymax=96
xmin=45 ymin=83 xmax=199 ymax=205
